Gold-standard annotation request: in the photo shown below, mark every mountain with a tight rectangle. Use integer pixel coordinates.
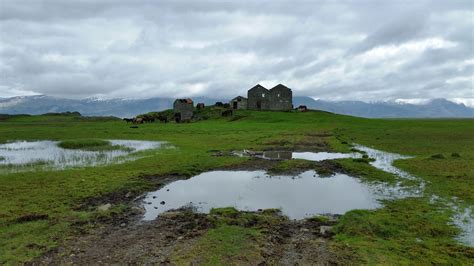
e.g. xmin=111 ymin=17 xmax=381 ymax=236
xmin=0 ymin=95 xmax=472 ymax=118
xmin=0 ymin=95 xmax=224 ymax=118
xmin=293 ymin=97 xmax=473 ymax=118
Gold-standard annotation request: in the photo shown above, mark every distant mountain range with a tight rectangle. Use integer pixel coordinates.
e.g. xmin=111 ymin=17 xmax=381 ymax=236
xmin=0 ymin=95 xmax=472 ymax=118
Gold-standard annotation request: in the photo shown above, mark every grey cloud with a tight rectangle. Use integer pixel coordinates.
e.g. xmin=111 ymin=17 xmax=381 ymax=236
xmin=0 ymin=0 xmax=472 ymax=101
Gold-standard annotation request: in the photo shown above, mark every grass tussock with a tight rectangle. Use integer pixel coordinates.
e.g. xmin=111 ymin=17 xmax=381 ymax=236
xmin=57 ymin=139 xmax=128 ymax=151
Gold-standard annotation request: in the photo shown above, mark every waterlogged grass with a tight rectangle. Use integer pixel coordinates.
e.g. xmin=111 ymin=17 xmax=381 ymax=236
xmin=334 ymin=198 xmax=474 ymax=264
xmin=57 ymin=139 xmax=129 ymax=151
xmin=0 ymin=111 xmax=473 ymax=263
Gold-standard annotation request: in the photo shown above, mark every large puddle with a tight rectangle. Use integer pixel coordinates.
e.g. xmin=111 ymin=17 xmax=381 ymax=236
xmin=143 ymin=145 xmax=426 ymax=220
xmin=143 ymin=170 xmax=384 ymax=220
xmin=0 ymin=140 xmax=165 ymax=172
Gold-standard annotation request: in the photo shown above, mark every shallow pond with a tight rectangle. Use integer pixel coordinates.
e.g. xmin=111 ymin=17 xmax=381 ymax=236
xmin=143 ymin=170 xmax=385 ymax=220
xmin=144 ymin=145 xmax=426 ymax=221
xmin=0 ymin=140 xmax=165 ymax=172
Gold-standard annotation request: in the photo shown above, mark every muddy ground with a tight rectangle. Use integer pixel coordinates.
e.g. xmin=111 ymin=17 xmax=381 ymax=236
xmin=32 ymin=155 xmax=356 ymax=265
xmin=34 ymin=208 xmax=351 ymax=265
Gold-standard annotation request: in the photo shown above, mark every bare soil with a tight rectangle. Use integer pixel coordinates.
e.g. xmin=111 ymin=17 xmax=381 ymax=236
xmin=34 ymin=207 xmax=348 ymax=265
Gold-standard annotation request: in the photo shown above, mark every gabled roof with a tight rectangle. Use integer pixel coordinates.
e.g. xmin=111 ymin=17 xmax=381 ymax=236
xmin=175 ymin=98 xmax=193 ymax=104
xmin=232 ymin=96 xmax=247 ymax=101
xmin=270 ymin=84 xmax=291 ymax=91
xmin=248 ymin=84 xmax=268 ymax=92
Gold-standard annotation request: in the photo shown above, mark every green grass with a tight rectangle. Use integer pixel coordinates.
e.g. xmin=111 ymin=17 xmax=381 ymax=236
xmin=173 ymin=207 xmax=284 ymax=265
xmin=57 ymin=139 xmax=128 ymax=151
xmin=173 ymin=225 xmax=263 ymax=265
xmin=334 ymin=198 xmax=474 ymax=264
xmin=0 ymin=110 xmax=473 ymax=264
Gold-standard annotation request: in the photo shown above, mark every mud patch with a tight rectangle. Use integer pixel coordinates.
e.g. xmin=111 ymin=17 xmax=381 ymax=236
xmin=35 ymin=207 xmax=353 ymax=265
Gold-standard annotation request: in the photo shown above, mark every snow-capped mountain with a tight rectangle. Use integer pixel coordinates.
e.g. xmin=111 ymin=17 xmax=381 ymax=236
xmin=0 ymin=95 xmax=472 ymax=118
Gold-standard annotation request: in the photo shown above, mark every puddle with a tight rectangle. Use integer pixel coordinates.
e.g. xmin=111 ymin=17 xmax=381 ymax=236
xmin=234 ymin=150 xmax=361 ymax=161
xmin=144 ymin=145 xmax=429 ymax=221
xmin=143 ymin=170 xmax=398 ymax=220
xmin=292 ymin=151 xmax=361 ymax=161
xmin=0 ymin=140 xmax=165 ymax=172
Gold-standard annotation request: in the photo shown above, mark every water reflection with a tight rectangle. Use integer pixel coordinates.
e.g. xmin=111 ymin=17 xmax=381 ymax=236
xmin=0 ymin=140 xmax=164 ymax=172
xmin=292 ymin=151 xmax=361 ymax=161
xmin=235 ymin=150 xmax=361 ymax=161
xmin=143 ymin=170 xmax=391 ymax=220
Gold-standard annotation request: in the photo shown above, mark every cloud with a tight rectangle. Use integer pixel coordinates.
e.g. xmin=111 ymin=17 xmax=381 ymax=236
xmin=0 ymin=0 xmax=472 ymax=102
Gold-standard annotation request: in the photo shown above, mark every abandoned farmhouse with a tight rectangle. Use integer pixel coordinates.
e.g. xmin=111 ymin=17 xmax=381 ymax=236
xmin=173 ymin=84 xmax=293 ymax=121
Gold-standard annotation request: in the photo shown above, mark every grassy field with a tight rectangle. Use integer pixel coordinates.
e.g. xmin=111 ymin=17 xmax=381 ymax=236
xmin=0 ymin=110 xmax=473 ymax=264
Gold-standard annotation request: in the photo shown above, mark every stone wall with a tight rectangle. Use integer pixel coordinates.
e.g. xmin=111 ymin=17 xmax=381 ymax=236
xmin=247 ymin=84 xmax=292 ymax=111
xmin=268 ymin=84 xmax=292 ymax=111
xmin=230 ymin=96 xmax=248 ymax=110
xmin=247 ymin=85 xmax=271 ymax=110
xmin=173 ymin=100 xmax=194 ymax=121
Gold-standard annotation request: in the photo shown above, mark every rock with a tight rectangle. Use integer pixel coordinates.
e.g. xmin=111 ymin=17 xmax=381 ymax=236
xmin=160 ymin=201 xmax=166 ymax=205
xmin=152 ymin=196 xmax=157 ymax=199
xmin=120 ymin=223 xmax=126 ymax=227
xmin=131 ymin=206 xmax=145 ymax=214
xmin=177 ymin=236 xmax=184 ymax=240
xmin=300 ymin=228 xmax=310 ymax=233
xmin=97 ymin=203 xmax=112 ymax=212
xmin=320 ymin=226 xmax=332 ymax=236
xmin=125 ymin=192 xmax=132 ymax=198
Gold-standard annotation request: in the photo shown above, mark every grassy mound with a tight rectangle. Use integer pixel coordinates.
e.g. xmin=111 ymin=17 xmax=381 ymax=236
xmin=57 ymin=139 xmax=125 ymax=151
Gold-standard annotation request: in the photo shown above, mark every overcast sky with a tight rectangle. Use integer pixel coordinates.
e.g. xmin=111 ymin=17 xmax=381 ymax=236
xmin=0 ymin=0 xmax=472 ymax=104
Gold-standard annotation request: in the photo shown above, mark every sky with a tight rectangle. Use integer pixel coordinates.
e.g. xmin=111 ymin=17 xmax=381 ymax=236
xmin=0 ymin=0 xmax=473 ymax=104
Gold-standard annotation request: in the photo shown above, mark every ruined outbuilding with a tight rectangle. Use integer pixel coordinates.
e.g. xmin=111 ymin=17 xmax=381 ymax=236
xmin=247 ymin=84 xmax=293 ymax=111
xmin=230 ymin=96 xmax=248 ymax=110
xmin=173 ymin=99 xmax=194 ymax=122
